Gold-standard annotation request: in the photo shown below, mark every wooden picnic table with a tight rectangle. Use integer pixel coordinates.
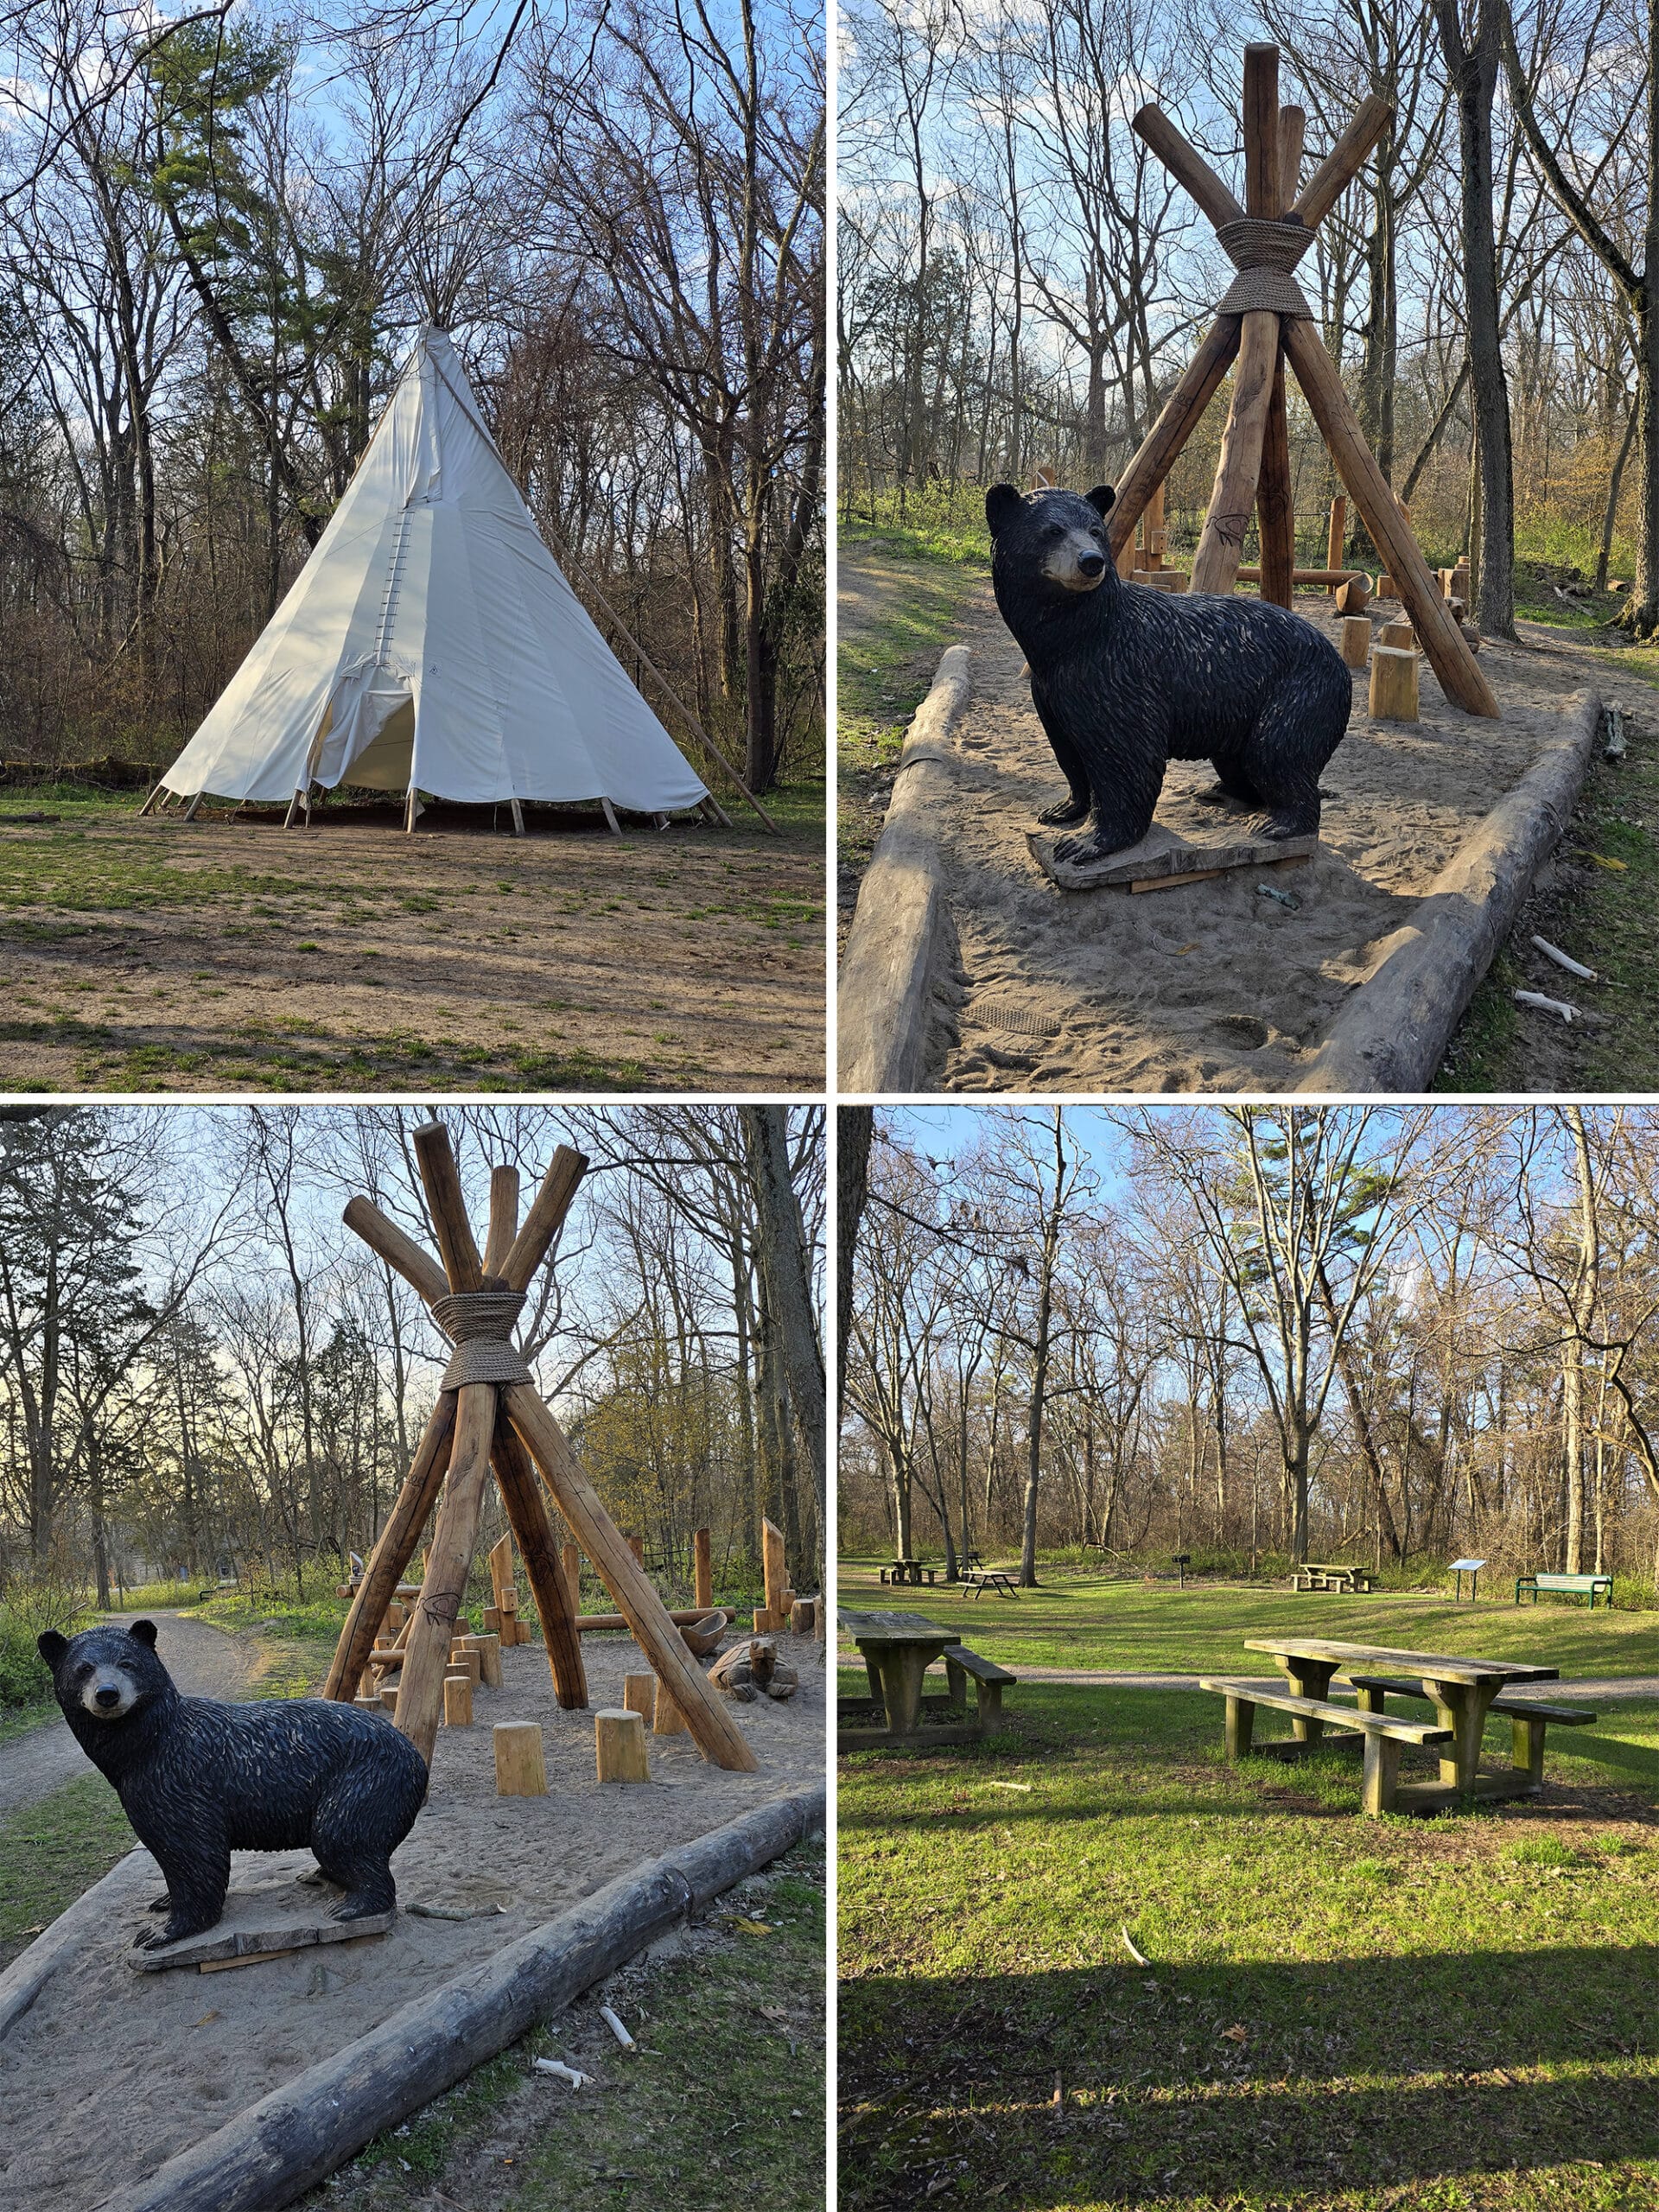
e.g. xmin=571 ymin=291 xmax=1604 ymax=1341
xmin=961 ymin=1568 xmax=1016 ymax=1599
xmin=840 ymin=1610 xmax=961 ymax=1738
xmin=1243 ymin=1635 xmax=1558 ymax=1800
xmin=880 ymin=1559 xmax=939 ymax=1587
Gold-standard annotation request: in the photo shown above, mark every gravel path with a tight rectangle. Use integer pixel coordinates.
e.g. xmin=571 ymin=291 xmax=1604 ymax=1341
xmin=0 ymin=1612 xmax=255 ymax=1821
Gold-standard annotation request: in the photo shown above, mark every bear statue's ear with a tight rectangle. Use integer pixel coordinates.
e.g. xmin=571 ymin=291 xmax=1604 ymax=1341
xmin=1085 ymin=484 xmax=1116 ymax=518
xmin=985 ymin=483 xmax=1025 ymax=537
xmin=129 ymin=1618 xmax=159 ymax=1649
xmin=38 ymin=1630 xmax=69 ymax=1667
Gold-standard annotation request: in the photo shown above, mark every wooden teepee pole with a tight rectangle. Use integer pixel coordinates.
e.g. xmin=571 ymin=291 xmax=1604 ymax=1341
xmin=323 ymin=1391 xmax=458 ymax=1702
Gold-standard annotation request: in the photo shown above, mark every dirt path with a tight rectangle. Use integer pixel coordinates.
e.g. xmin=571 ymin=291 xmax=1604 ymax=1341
xmin=0 ymin=1613 xmax=254 ymax=1821
xmin=916 ymin=587 xmax=1604 ymax=1090
xmin=0 ymin=802 xmax=824 ymax=1092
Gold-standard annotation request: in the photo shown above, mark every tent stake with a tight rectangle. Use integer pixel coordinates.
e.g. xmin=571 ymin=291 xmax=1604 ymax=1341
xmin=600 ymin=797 xmax=623 ymax=837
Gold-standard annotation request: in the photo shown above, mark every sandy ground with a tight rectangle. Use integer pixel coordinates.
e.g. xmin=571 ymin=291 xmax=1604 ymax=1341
xmin=922 ymin=582 xmax=1605 ymax=1091
xmin=0 ymin=1614 xmax=253 ymax=1820
xmin=0 ymin=1630 xmax=826 ymax=2212
xmin=0 ymin=802 xmax=824 ymax=1093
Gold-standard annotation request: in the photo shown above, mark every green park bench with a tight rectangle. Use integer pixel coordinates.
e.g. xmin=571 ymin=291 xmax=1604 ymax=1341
xmin=1514 ymin=1572 xmax=1613 ymax=1609
xmin=1199 ymin=1676 xmax=1452 ymax=1816
xmin=1345 ymin=1675 xmax=1598 ymax=1789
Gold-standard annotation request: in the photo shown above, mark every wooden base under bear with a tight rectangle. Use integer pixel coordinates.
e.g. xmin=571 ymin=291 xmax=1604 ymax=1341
xmin=1027 ymin=821 xmax=1317 ymax=893
xmin=130 ymin=1885 xmax=394 ymax=1972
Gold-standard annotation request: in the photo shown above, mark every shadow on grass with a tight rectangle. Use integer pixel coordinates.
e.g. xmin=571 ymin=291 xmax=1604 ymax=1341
xmin=840 ymin=1949 xmax=1659 ymax=2208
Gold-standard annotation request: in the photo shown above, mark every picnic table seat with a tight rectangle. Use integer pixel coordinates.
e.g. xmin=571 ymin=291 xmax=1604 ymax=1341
xmin=941 ymin=1643 xmax=1016 ymax=1730
xmin=1344 ymin=1675 xmax=1597 ymax=1788
xmin=1199 ymin=1675 xmax=1452 ymax=1816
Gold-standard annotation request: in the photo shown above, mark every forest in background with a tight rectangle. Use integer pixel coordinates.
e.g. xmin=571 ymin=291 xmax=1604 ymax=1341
xmin=839 ymin=1103 xmax=1659 ymax=1597
xmin=838 ymin=0 xmax=1656 ymax=633
xmin=0 ymin=0 xmax=824 ymax=794
xmin=0 ymin=1102 xmax=824 ymax=1699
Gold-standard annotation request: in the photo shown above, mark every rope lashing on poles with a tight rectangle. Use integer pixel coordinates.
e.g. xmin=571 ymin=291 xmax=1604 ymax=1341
xmin=431 ymin=1290 xmax=532 ymax=1389
xmin=1213 ymin=216 xmax=1315 ymax=317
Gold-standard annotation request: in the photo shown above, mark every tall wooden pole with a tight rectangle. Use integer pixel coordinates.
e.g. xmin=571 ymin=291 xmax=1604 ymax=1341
xmin=491 ymin=1414 xmax=588 ymax=1708
xmin=396 ymin=1384 xmax=499 ymax=1765
xmin=1106 ymin=317 xmax=1243 ymax=559
xmin=1190 ymin=312 xmax=1281 ymax=594
xmin=323 ymin=1393 xmax=457 ymax=1702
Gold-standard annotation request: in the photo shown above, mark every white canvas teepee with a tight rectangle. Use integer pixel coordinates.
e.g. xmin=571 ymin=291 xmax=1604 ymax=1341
xmin=155 ymin=327 xmax=709 ymax=823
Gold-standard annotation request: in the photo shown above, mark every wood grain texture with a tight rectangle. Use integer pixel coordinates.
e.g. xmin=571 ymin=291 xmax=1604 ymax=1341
xmin=1107 ymin=318 xmax=1243 ymax=556
xmin=395 ymin=1383 xmax=499 ymax=1765
xmin=412 ymin=1122 xmax=484 ymax=1293
xmin=340 ymin=1199 xmax=450 ymax=1309
xmin=1191 ymin=310 xmax=1281 ymax=594
xmin=492 ymin=1414 xmax=589 ymax=1708
xmin=500 ymin=1147 xmax=588 ymax=1294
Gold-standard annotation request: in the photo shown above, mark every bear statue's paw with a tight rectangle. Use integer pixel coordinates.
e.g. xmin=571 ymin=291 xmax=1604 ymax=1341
xmin=134 ymin=1916 xmax=210 ymax=1950
xmin=1052 ymin=829 xmax=1135 ymax=867
xmin=330 ymin=1891 xmax=393 ymax=1923
xmin=1036 ymin=793 xmax=1090 ymax=827
xmin=1262 ymin=815 xmax=1317 ymax=842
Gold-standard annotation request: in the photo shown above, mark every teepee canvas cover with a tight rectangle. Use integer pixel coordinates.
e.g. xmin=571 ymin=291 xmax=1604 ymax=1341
xmin=156 ymin=327 xmax=709 ymax=817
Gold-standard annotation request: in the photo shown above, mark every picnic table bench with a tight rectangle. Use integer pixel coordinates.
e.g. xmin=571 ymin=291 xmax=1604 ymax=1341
xmin=1346 ymin=1675 xmax=1597 ymax=1789
xmin=1198 ymin=1633 xmax=1588 ymax=1815
xmin=1515 ymin=1572 xmax=1613 ymax=1609
xmin=961 ymin=1568 xmax=1016 ymax=1599
xmin=879 ymin=1560 xmax=939 ymax=1587
xmin=1293 ymin=1561 xmax=1375 ymax=1594
xmin=838 ymin=1610 xmax=1017 ymax=1750
xmin=1198 ymin=1677 xmax=1453 ymax=1815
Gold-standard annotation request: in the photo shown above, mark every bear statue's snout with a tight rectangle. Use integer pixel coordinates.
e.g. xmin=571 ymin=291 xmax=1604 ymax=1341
xmin=1077 ymin=551 xmax=1106 ymax=580
xmin=95 ymin=1687 xmax=122 ymax=1708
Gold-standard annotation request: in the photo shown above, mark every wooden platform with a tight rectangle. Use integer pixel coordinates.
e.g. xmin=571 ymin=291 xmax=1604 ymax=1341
xmin=130 ymin=1886 xmax=395 ymax=1974
xmin=1028 ymin=821 xmax=1317 ymax=893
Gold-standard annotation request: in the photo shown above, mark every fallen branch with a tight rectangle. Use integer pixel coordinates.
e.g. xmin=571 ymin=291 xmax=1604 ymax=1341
xmin=1530 ymin=936 xmax=1597 ymax=982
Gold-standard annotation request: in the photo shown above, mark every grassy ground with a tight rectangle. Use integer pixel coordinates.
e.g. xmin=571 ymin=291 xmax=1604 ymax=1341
xmin=839 ymin=1681 xmax=1659 ymax=2210
xmin=837 ymin=522 xmax=988 ymax=925
xmin=0 ymin=1772 xmax=134 ymax=1970
xmin=836 ymin=1561 xmax=1659 ymax=1679
xmin=304 ymin=1840 xmax=825 ymax=2212
xmin=1421 ymin=571 xmax=1659 ymax=1092
xmin=0 ymin=777 xmax=824 ymax=1093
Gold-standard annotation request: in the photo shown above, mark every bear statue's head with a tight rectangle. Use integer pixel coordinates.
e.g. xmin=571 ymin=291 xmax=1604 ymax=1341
xmin=985 ymin=483 xmax=1116 ymax=594
xmin=38 ymin=1618 xmax=166 ymax=1726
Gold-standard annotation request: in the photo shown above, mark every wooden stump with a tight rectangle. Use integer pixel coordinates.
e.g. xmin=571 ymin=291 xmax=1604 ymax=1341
xmin=443 ymin=1672 xmax=474 ymax=1727
xmin=1340 ymin=617 xmax=1370 ymax=669
xmin=494 ymin=1720 xmax=547 ymax=1796
xmin=378 ymin=1687 xmax=399 ymax=1716
xmin=1334 ymin=574 xmax=1370 ymax=614
xmin=1370 ymin=645 xmax=1419 ymax=721
xmin=462 ymin=1632 xmax=503 ymax=1688
xmin=354 ymin=1692 xmax=382 ymax=1713
xmin=1376 ymin=572 xmax=1398 ymax=599
xmin=692 ymin=1527 xmax=712 ymax=1613
xmin=447 ymin=1648 xmax=482 ymax=1687
xmin=595 ymin=1707 xmax=651 ymax=1783
xmin=654 ymin=1684 xmax=687 ymax=1736
xmin=790 ymin=1598 xmax=818 ymax=1636
xmin=1379 ymin=618 xmax=1416 ymax=650
xmin=623 ymin=1672 xmax=658 ymax=1725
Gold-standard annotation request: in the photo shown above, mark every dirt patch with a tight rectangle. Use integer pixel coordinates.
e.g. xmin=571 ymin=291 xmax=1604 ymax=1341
xmin=916 ymin=583 xmax=1604 ymax=1091
xmin=0 ymin=804 xmax=823 ymax=1093
xmin=0 ymin=1630 xmax=825 ymax=2212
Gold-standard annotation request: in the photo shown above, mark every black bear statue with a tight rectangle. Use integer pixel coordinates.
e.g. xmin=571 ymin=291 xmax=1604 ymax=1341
xmin=39 ymin=1619 xmax=428 ymax=1949
xmin=986 ymin=481 xmax=1353 ymax=862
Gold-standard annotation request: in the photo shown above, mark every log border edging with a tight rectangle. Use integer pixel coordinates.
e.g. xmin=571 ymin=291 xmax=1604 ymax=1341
xmin=1295 ymin=688 xmax=1603 ymax=1091
xmin=837 ymin=643 xmax=972 ymax=1092
xmin=90 ymin=1784 xmax=826 ymax=2212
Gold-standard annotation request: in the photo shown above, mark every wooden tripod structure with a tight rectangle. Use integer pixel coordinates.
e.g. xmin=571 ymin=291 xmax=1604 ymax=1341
xmin=1114 ymin=45 xmax=1498 ymax=721
xmin=321 ymin=1122 xmax=758 ymax=1774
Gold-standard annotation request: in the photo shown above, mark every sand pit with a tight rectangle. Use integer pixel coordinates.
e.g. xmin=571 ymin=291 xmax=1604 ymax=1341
xmin=0 ymin=1630 xmax=826 ymax=2212
xmin=888 ymin=584 xmax=1605 ymax=1092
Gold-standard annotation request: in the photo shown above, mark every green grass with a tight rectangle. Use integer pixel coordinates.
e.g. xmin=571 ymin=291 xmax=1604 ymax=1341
xmin=835 ymin=1560 xmax=1659 ymax=1680
xmin=0 ymin=1696 xmax=56 ymax=1746
xmin=839 ymin=1682 xmax=1659 ymax=2209
xmin=1440 ymin=566 xmax=1659 ymax=1090
xmin=305 ymin=1840 xmax=825 ymax=2212
xmin=838 ymin=531 xmax=987 ymax=886
xmin=0 ymin=1773 xmax=134 ymax=1970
